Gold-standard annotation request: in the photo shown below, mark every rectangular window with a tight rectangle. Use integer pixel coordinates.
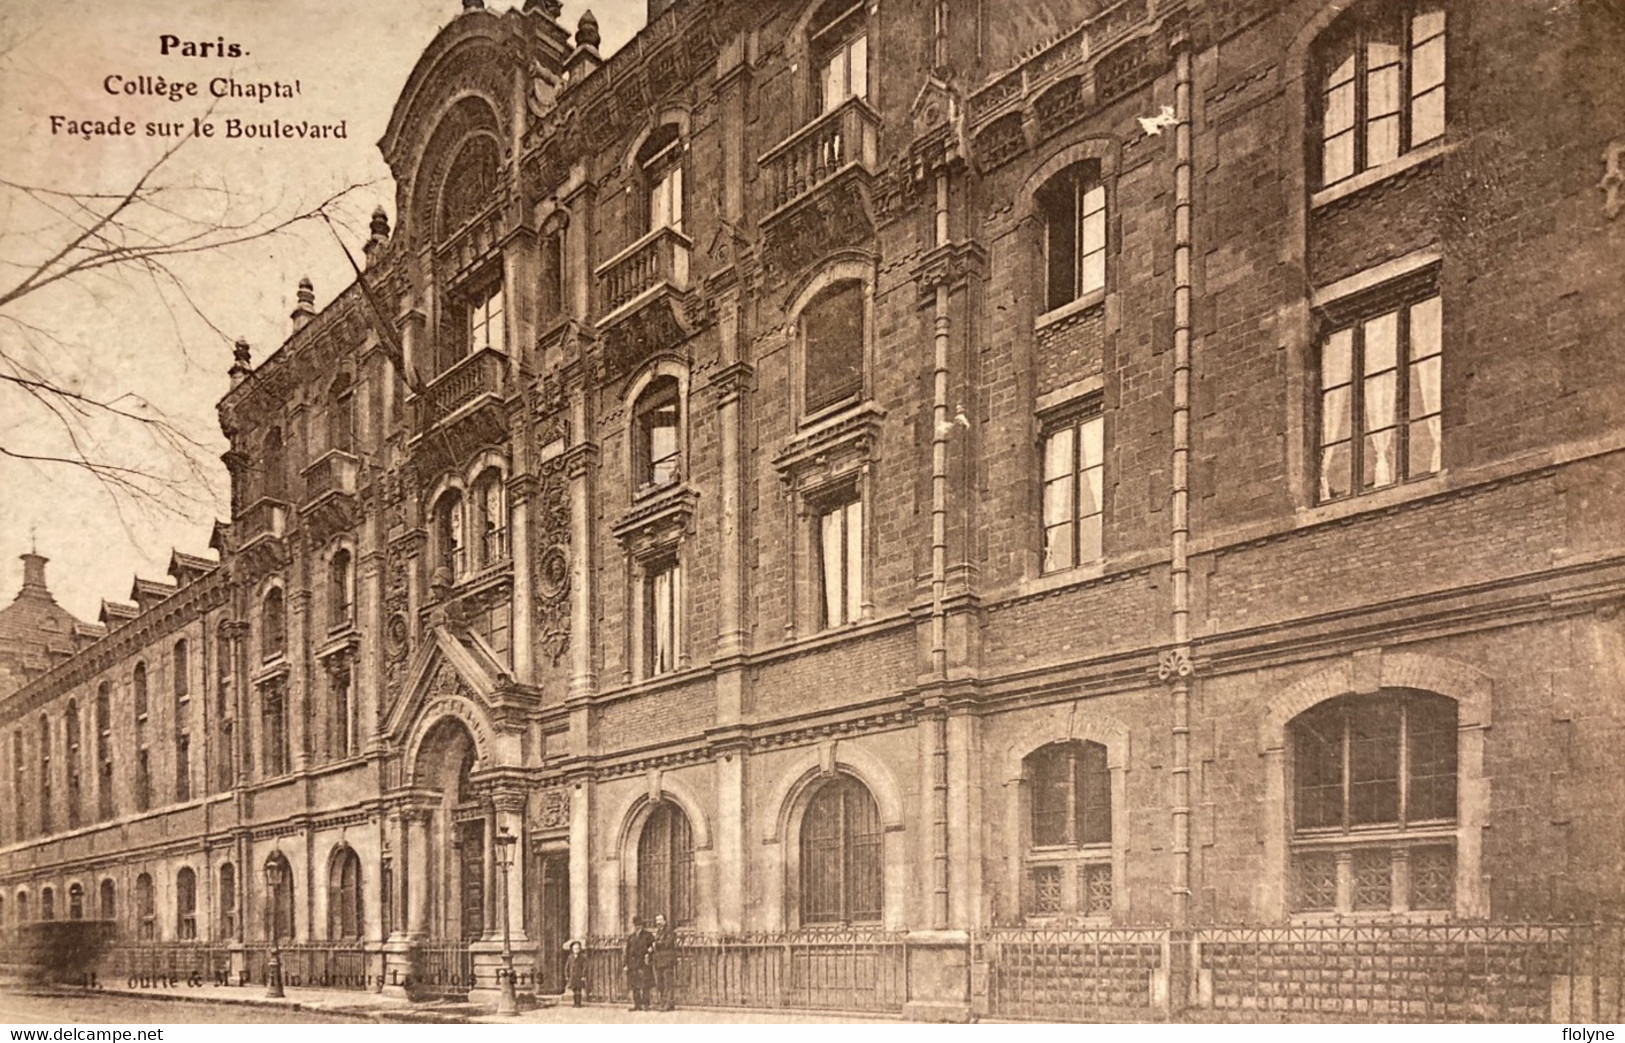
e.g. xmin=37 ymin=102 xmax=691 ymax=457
xmin=1041 ymin=168 xmax=1107 ymax=313
xmin=1317 ymin=4 xmax=1446 ymax=187
xmin=802 ymin=282 xmax=865 ymax=415
xmin=175 ymin=734 xmax=191 ymax=802
xmin=818 ymin=495 xmax=863 ymax=629
xmin=645 ymin=560 xmax=681 ymax=678
xmin=135 ymin=748 xmax=151 ymax=812
xmin=814 ymin=3 xmax=868 ymax=114
xmin=470 ymin=283 xmax=506 ymax=355
xmin=262 ymin=683 xmax=290 ymax=777
xmin=648 ymin=158 xmax=684 ymax=235
xmin=1318 ymin=290 xmax=1441 ymax=502
xmin=1041 ymin=410 xmax=1105 ymax=573
xmin=331 ymin=668 xmax=353 ymax=760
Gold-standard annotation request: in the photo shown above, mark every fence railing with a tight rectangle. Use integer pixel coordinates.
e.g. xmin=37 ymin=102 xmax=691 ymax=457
xmin=414 ymin=938 xmax=477 ymax=996
xmin=96 ymin=942 xmax=231 ymax=984
xmin=416 ymin=349 xmax=506 ymax=429
xmin=243 ymin=942 xmax=376 ymax=990
xmin=759 ymin=97 xmax=881 ymax=214
xmin=595 ymin=225 xmax=692 ymax=317
xmin=971 ymin=921 xmax=1625 ymax=1023
xmin=975 ymin=926 xmax=1167 ymax=1021
xmin=582 ymin=930 xmax=907 ymax=1013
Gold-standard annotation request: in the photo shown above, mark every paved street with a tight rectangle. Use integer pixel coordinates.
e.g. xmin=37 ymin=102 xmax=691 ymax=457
xmin=0 ymin=986 xmax=892 ymax=1025
xmin=0 ymin=989 xmax=370 ymax=1024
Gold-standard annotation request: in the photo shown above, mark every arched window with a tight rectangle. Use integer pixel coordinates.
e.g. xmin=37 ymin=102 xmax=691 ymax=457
xmin=1036 ymin=162 xmax=1107 ymax=314
xmin=64 ymin=700 xmax=81 ymax=829
xmin=261 ymin=588 xmax=286 ymax=660
xmin=95 ymin=683 xmax=113 ymax=820
xmin=173 ymin=639 xmax=190 ymax=700
xmin=1023 ymin=740 xmax=1113 ymax=917
xmin=810 ymin=0 xmax=868 ymax=116
xmin=99 ymin=878 xmax=116 ymax=921
xmin=176 ymin=867 xmax=197 ymax=940
xmin=1313 ymin=2 xmax=1445 ymax=188
xmin=68 ymin=883 xmax=83 ymax=920
xmin=440 ymin=136 xmax=501 ymax=237
xmin=40 ymin=886 xmax=55 ymax=921
xmin=218 ymin=863 xmax=236 ymax=940
xmin=263 ymin=427 xmax=286 ymax=501
xmin=1290 ymin=689 xmax=1458 ymax=914
xmin=473 ymin=469 xmax=508 ymax=567
xmin=799 ymin=774 xmax=882 ymax=925
xmin=329 ymin=548 xmax=354 ymax=626
xmin=265 ymin=853 xmax=295 ymax=943
xmin=327 ymin=847 xmax=363 ymax=941
xmin=328 ymin=373 xmax=355 ymax=455
xmin=633 ymin=377 xmax=682 ymax=493
xmin=638 ymin=124 xmax=685 ymax=235
xmin=433 ymin=490 xmax=465 ymax=581
xmin=637 ymin=802 xmax=695 ymax=927
xmin=135 ymin=872 xmax=156 ymax=940
xmin=134 ymin=664 xmax=152 ymax=812
xmin=37 ymin=714 xmax=51 ymax=834
xmin=16 ymin=891 xmax=29 ymax=923
xmin=801 ymin=281 xmax=864 ymax=415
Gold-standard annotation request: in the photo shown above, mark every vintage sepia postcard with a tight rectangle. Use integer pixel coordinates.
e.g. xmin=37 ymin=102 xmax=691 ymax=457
xmin=0 ymin=0 xmax=1621 ymax=1031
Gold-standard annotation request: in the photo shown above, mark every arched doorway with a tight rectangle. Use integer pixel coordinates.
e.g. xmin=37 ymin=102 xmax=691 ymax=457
xmin=413 ymin=717 xmax=486 ymax=948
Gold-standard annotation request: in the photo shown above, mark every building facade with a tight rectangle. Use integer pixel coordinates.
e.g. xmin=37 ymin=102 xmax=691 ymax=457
xmin=2 ymin=0 xmax=1624 ymax=1021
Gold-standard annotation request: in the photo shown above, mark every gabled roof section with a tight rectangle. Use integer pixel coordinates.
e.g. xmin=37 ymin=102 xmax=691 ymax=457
xmin=98 ymin=600 xmax=138 ymax=629
xmin=168 ymin=550 xmax=219 ymax=587
xmin=383 ymin=623 xmax=543 ymax=747
xmin=130 ymin=577 xmax=178 ymax=613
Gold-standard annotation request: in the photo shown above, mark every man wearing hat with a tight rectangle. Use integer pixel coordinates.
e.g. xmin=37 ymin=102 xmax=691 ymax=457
xmin=650 ymin=913 xmax=678 ymax=1011
xmin=623 ymin=917 xmax=655 ymax=1011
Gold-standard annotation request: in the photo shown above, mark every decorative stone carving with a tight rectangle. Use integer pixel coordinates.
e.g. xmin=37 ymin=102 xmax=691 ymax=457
xmin=1157 ymin=648 xmax=1194 ymax=681
xmin=532 ymin=456 xmax=571 ymax=665
xmin=536 ymin=787 xmax=570 ymax=831
xmin=759 ymin=175 xmax=876 ymax=285
xmin=1603 ymin=140 xmax=1625 ymax=220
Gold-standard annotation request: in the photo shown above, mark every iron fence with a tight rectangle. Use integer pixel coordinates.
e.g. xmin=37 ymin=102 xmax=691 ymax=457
xmin=1196 ymin=921 xmax=1625 ymax=1023
xmin=974 ymin=926 xmax=1168 ymax=1021
xmin=582 ymin=930 xmax=907 ymax=1013
xmin=97 ymin=942 xmax=230 ymax=984
xmin=243 ymin=943 xmax=376 ymax=991
xmin=413 ymin=938 xmax=476 ymax=996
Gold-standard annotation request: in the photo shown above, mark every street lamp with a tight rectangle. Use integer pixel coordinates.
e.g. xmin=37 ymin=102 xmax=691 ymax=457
xmin=493 ymin=825 xmax=518 ymax=1017
xmin=262 ymin=854 xmax=285 ymax=999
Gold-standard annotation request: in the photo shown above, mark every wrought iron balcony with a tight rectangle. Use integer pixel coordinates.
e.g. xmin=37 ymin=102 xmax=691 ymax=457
xmin=595 ymin=225 xmax=692 ymax=322
xmin=759 ymin=97 xmax=881 ymax=217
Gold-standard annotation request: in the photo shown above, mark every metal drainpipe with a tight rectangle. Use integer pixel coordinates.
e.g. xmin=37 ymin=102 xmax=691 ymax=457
xmin=1168 ymin=39 xmax=1195 ymax=930
xmin=930 ymin=166 xmax=952 ymax=930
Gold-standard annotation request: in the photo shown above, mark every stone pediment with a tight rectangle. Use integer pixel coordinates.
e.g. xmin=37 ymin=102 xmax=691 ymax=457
xmin=383 ymin=624 xmax=542 ymax=749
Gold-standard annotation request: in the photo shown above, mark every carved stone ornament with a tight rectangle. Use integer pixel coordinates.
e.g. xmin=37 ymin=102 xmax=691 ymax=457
xmin=759 ymin=175 xmax=876 ymax=285
xmin=536 ymin=787 xmax=571 ymax=832
xmin=532 ymin=456 xmax=572 ymax=665
xmin=1603 ymin=140 xmax=1625 ymax=220
xmin=1157 ymin=648 xmax=1193 ymax=681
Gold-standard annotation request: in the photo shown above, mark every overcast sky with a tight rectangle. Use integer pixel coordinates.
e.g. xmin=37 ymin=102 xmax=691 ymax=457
xmin=0 ymin=0 xmax=646 ymax=621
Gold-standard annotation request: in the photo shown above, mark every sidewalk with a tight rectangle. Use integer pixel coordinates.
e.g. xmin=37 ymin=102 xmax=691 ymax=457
xmin=44 ymin=981 xmax=896 ymax=1024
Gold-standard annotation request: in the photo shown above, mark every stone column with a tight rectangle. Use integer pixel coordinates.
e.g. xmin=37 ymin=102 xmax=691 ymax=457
xmin=569 ymin=779 xmax=592 ymax=942
xmin=406 ymin=810 xmax=431 ymax=937
xmin=565 ymin=432 xmax=598 ymax=703
xmin=509 ymin=475 xmax=536 ymax=683
xmin=288 ymin=589 xmax=313 ymax=771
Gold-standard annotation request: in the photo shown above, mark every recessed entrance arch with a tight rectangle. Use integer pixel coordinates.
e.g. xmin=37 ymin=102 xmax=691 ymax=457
xmin=413 ymin=716 xmax=488 ymax=947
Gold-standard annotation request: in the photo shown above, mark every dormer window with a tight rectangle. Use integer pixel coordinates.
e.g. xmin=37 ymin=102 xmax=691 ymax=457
xmin=639 ymin=125 xmax=685 ymax=236
xmin=812 ymin=0 xmax=868 ymax=115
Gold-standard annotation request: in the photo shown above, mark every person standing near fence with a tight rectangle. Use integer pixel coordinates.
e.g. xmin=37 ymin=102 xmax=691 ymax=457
xmin=623 ymin=917 xmax=654 ymax=1011
xmin=650 ymin=913 xmax=678 ymax=1011
xmin=563 ymin=939 xmax=587 ymax=1008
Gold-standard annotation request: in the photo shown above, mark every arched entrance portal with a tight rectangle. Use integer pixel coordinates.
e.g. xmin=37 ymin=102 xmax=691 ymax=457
xmin=414 ymin=717 xmax=486 ymax=947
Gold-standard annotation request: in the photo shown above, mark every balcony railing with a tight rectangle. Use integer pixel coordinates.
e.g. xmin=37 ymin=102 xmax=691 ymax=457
xmin=759 ymin=97 xmax=881 ymax=215
xmin=238 ymin=498 xmax=288 ymax=544
xmin=596 ymin=225 xmax=692 ymax=319
xmin=417 ymin=348 xmax=507 ymax=428
xmin=301 ymin=450 xmax=358 ymax=505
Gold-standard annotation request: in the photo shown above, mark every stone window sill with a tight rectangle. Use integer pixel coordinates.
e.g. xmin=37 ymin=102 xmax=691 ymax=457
xmin=1310 ymin=140 xmax=1454 ymax=211
xmin=1034 ymin=288 xmax=1106 ymax=332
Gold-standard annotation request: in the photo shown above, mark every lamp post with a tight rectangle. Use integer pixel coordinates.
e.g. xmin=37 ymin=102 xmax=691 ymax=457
xmin=493 ymin=825 xmax=519 ymax=1016
xmin=262 ymin=855 xmax=285 ymax=999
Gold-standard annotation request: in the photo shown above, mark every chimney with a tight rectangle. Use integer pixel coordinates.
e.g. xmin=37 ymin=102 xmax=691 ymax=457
xmin=19 ymin=552 xmax=48 ymax=595
xmin=291 ymin=276 xmax=316 ymax=331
